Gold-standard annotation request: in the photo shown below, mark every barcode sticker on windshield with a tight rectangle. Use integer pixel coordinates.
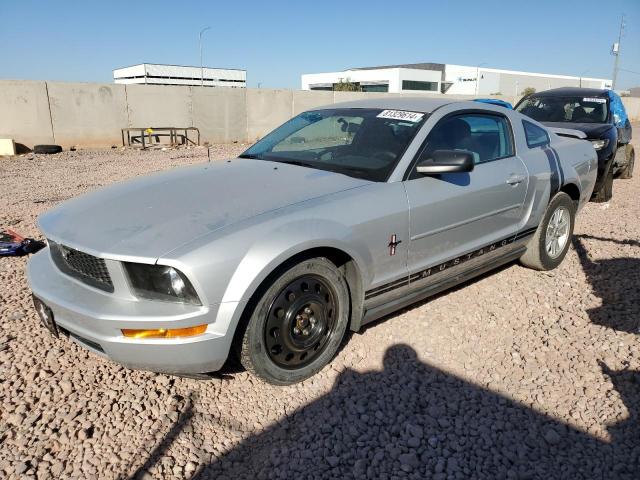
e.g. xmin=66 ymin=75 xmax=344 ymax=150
xmin=377 ymin=110 xmax=424 ymax=122
xmin=582 ymin=97 xmax=606 ymax=103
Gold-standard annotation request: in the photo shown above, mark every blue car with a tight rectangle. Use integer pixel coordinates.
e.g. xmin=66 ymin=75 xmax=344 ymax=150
xmin=474 ymin=98 xmax=513 ymax=109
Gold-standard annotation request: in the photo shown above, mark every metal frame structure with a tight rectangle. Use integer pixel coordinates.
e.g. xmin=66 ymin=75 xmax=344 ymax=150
xmin=121 ymin=127 xmax=201 ymax=149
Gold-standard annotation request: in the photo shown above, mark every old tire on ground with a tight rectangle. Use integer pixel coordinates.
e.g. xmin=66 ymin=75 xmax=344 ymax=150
xmin=619 ymin=145 xmax=635 ymax=179
xmin=520 ymin=192 xmax=575 ymax=271
xmin=592 ymin=162 xmax=614 ymax=203
xmin=239 ymin=257 xmax=350 ymax=385
xmin=33 ymin=144 xmax=63 ymax=154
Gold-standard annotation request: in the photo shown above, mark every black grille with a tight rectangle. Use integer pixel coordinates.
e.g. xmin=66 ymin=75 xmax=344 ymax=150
xmin=49 ymin=241 xmax=114 ymax=293
xmin=58 ymin=326 xmax=105 ymax=353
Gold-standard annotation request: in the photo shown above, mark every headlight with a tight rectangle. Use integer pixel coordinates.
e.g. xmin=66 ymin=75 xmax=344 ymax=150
xmin=124 ymin=263 xmax=201 ymax=305
xmin=590 ymin=139 xmax=609 ymax=151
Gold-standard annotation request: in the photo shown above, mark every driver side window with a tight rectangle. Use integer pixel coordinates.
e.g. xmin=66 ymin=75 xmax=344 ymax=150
xmin=419 ymin=113 xmax=514 ymax=166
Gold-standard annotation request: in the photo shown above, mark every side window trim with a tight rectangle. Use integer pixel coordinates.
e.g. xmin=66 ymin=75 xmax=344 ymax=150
xmin=403 ymin=109 xmax=516 ymax=180
xmin=522 ymin=119 xmax=550 ymax=148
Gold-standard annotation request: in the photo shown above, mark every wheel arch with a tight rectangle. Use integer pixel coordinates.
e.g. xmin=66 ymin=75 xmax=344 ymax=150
xmin=560 ymin=182 xmax=580 ymax=206
xmin=229 ymin=245 xmax=366 ymax=359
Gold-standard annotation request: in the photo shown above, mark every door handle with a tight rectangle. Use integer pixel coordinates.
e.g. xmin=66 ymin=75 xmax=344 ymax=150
xmin=506 ymin=174 xmax=526 ymax=185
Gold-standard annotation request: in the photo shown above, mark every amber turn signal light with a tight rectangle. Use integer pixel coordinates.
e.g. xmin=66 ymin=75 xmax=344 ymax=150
xmin=122 ymin=324 xmax=207 ymax=339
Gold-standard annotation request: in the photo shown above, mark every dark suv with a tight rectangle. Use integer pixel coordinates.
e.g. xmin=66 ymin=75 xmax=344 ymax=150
xmin=515 ymin=87 xmax=634 ymax=202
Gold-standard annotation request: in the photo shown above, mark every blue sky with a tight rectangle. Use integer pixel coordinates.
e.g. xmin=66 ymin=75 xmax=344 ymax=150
xmin=1 ymin=0 xmax=639 ymax=89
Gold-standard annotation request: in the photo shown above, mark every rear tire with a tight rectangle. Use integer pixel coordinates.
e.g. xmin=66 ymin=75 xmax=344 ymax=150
xmin=520 ymin=192 xmax=575 ymax=271
xmin=619 ymin=145 xmax=635 ymax=179
xmin=239 ymin=257 xmax=350 ymax=385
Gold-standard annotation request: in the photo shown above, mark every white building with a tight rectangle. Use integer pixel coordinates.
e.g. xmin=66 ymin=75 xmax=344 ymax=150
xmin=113 ymin=63 xmax=246 ymax=88
xmin=301 ymin=63 xmax=611 ymax=96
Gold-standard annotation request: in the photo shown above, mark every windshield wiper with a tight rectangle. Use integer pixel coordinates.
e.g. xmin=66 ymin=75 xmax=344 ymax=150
xmin=238 ymin=153 xmax=260 ymax=159
xmin=338 ymin=166 xmax=368 ymax=174
xmin=265 ymin=158 xmax=316 ymax=169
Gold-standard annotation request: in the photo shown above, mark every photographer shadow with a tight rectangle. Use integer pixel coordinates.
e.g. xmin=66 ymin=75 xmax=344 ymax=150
xmin=187 ymin=344 xmax=638 ymax=479
xmin=572 ymin=235 xmax=640 ymax=334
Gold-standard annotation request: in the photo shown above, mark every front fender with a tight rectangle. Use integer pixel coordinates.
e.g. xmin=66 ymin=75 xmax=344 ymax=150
xmin=160 ymin=180 xmax=407 ymax=348
xmin=159 ymin=214 xmax=373 ymax=349
xmin=222 ymin=218 xmax=371 ymax=306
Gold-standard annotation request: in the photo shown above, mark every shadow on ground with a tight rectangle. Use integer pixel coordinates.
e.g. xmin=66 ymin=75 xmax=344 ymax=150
xmin=124 ymin=237 xmax=640 ymax=479
xmin=123 ymin=393 xmax=196 ymax=480
xmin=573 ymin=235 xmax=640 ymax=334
xmin=128 ymin=345 xmax=638 ymax=479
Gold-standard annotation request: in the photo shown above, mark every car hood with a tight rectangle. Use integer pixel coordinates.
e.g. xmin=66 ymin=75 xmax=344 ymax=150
xmin=38 ymin=159 xmax=369 ymax=260
xmin=540 ymin=122 xmax=613 ymax=138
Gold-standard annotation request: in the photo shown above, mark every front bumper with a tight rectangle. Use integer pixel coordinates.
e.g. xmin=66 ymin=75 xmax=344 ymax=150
xmin=27 ymin=248 xmax=233 ymax=374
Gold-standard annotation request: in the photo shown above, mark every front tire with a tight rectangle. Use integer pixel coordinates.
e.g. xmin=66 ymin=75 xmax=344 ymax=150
xmin=520 ymin=192 xmax=575 ymax=271
xmin=239 ymin=257 xmax=350 ymax=385
xmin=619 ymin=145 xmax=635 ymax=179
xmin=592 ymin=160 xmax=614 ymax=202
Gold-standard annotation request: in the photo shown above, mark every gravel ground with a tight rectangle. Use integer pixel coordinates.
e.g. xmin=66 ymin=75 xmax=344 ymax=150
xmin=0 ymin=137 xmax=638 ymax=479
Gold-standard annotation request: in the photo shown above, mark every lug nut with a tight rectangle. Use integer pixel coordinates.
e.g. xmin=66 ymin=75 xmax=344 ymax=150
xmin=293 ymin=327 xmax=301 ymax=335
xmin=310 ymin=317 xmax=316 ymax=325
xmin=304 ymin=307 xmax=312 ymax=314
xmin=296 ymin=314 xmax=302 ymax=321
xmin=302 ymin=328 xmax=310 ymax=336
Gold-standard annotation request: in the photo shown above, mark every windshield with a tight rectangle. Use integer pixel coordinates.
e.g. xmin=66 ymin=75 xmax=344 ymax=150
xmin=239 ymin=108 xmax=427 ymax=181
xmin=516 ymin=96 xmax=609 ymax=124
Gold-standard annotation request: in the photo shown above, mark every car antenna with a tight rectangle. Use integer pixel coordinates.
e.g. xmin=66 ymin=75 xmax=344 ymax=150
xmin=207 ymin=146 xmax=211 ymax=163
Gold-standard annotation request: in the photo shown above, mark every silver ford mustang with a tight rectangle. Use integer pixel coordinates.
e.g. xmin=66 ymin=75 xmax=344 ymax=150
xmin=27 ymin=98 xmax=597 ymax=384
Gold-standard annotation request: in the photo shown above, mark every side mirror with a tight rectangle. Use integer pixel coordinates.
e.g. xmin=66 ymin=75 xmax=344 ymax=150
xmin=416 ymin=149 xmax=475 ymax=175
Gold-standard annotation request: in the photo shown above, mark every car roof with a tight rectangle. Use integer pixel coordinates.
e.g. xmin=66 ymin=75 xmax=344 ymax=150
xmin=316 ymin=96 xmax=456 ymax=113
xmin=529 ymin=87 xmax=609 ymax=98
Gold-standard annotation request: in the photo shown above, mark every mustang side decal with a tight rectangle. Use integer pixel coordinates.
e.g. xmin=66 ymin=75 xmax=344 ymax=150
xmin=366 ymin=226 xmax=538 ymax=300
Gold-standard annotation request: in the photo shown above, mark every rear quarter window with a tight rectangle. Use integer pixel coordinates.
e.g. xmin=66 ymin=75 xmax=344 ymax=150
xmin=523 ymin=120 xmax=549 ymax=148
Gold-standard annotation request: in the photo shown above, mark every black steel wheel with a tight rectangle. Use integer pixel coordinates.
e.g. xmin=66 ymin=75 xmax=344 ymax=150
xmin=265 ymin=275 xmax=338 ymax=369
xmin=239 ymin=257 xmax=350 ymax=385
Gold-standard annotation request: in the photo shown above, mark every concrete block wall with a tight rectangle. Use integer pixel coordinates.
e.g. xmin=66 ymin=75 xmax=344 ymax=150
xmin=246 ymin=88 xmax=294 ymax=141
xmin=126 ymin=84 xmax=193 ymax=129
xmin=192 ymin=87 xmax=247 ymax=143
xmin=622 ymin=97 xmax=640 ymax=125
xmin=292 ymin=90 xmax=334 ymax=115
xmin=47 ymin=82 xmax=128 ymax=147
xmin=0 ymin=79 xmax=637 ymax=149
xmin=0 ymin=80 xmax=54 ymax=147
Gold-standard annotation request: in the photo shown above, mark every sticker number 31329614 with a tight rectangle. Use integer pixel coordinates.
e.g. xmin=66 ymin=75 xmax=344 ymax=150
xmin=582 ymin=97 xmax=606 ymax=103
xmin=377 ymin=110 xmax=425 ymax=122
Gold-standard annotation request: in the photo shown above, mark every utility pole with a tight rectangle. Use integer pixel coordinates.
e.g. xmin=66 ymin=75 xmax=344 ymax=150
xmin=199 ymin=26 xmax=211 ymax=87
xmin=611 ymin=14 xmax=625 ymax=90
